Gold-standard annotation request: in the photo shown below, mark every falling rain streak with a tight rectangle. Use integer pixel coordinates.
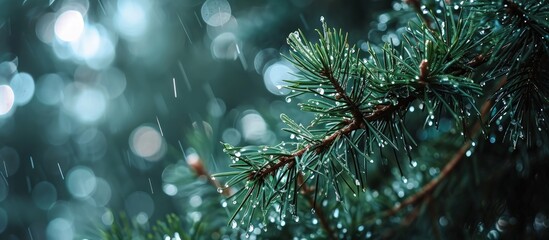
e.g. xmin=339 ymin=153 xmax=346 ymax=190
xmin=172 ymin=78 xmax=178 ymax=98
xmin=28 ymin=227 xmax=34 ymax=240
xmin=177 ymin=14 xmax=193 ymax=45
xmin=156 ymin=116 xmax=164 ymax=137
xmin=57 ymin=163 xmax=64 ymax=180
xmin=177 ymin=61 xmax=192 ymax=91
xmin=149 ymin=178 xmax=154 ymax=194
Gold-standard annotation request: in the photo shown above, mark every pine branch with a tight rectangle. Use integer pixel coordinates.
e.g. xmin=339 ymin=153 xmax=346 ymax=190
xmin=382 ymin=77 xmax=507 ymax=220
xmin=219 ymin=3 xmax=494 ymax=235
xmin=250 ymin=95 xmax=416 ymax=181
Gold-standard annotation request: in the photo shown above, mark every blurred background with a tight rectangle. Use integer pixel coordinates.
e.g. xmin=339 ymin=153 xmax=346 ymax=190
xmin=0 ymin=0 xmax=397 ymax=239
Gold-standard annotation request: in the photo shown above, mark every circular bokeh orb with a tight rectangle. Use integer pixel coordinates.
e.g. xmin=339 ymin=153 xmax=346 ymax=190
xmin=129 ymin=125 xmax=165 ymax=161
xmin=0 ymin=85 xmax=15 ymax=116
xmin=66 ymin=166 xmax=97 ymax=199
xmin=201 ymin=0 xmax=232 ymax=27
xmin=32 ymin=181 xmax=58 ymax=210
xmin=263 ymin=61 xmax=295 ymax=95
xmin=54 ymin=10 xmax=85 ymax=42
xmin=46 ymin=218 xmax=73 ymax=240
xmin=10 ymin=72 xmax=35 ymax=106
xmin=36 ymin=74 xmax=65 ymax=106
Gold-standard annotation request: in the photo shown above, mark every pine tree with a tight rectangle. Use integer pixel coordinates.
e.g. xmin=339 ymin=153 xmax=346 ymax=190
xmin=215 ymin=0 xmax=549 ymax=239
xmin=94 ymin=0 xmax=549 ymax=239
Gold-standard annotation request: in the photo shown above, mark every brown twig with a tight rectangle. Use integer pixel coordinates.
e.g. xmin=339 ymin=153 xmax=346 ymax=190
xmin=187 ymin=153 xmax=233 ymax=196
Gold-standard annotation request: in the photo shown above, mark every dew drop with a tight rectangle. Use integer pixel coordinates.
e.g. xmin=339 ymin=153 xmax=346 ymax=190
xmin=285 ymin=97 xmax=292 ymax=103
xmin=401 ymin=176 xmax=408 ymax=183
xmin=466 ymin=150 xmax=472 ymax=157
xmin=317 ymin=88 xmax=325 ymax=95
xmin=248 ymin=225 xmax=254 ymax=232
xmin=235 ymin=151 xmax=241 ymax=157
xmin=231 ymin=220 xmax=238 ymax=229
xmin=411 ymin=160 xmax=417 ymax=167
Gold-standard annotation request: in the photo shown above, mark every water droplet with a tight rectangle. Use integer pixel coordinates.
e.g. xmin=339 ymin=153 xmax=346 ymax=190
xmin=320 ymin=16 xmax=325 ymax=22
xmin=231 ymin=220 xmax=238 ymax=229
xmin=248 ymin=225 xmax=254 ymax=232
xmin=317 ymin=88 xmax=325 ymax=95
xmin=401 ymin=176 xmax=408 ymax=183
xmin=217 ymin=188 xmax=223 ymax=193
xmin=466 ymin=150 xmax=472 ymax=157
xmin=311 ymin=208 xmax=316 ymax=214
xmin=221 ymin=201 xmax=227 ymax=208
xmin=235 ymin=151 xmax=241 ymax=157
xmin=293 ymin=215 xmax=300 ymax=222
xmin=411 ymin=161 xmax=417 ymax=167
xmin=285 ymin=97 xmax=292 ymax=103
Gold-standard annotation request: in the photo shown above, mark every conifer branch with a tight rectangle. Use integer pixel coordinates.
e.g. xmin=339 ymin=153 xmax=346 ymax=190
xmin=250 ymin=95 xmax=416 ymax=181
xmin=382 ymin=77 xmax=507 ymax=220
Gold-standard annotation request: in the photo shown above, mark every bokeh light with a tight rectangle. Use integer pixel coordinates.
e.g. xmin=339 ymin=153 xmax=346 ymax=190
xmin=63 ymin=84 xmax=107 ymax=123
xmin=32 ymin=181 xmax=58 ymax=210
xmin=211 ymin=32 xmax=239 ymax=60
xmin=115 ymin=0 xmax=150 ymax=40
xmin=91 ymin=178 xmax=112 ymax=207
xmin=201 ymin=0 xmax=232 ymax=27
xmin=46 ymin=218 xmax=74 ymax=240
xmin=10 ymin=72 xmax=35 ymax=106
xmin=66 ymin=166 xmax=97 ymax=199
xmin=0 ymin=85 xmax=15 ymax=116
xmin=97 ymin=68 xmax=127 ymax=99
xmin=263 ymin=61 xmax=296 ymax=95
xmin=129 ymin=125 xmax=166 ymax=161
xmin=36 ymin=73 xmax=65 ymax=106
xmin=240 ymin=110 xmax=272 ymax=144
xmin=0 ymin=146 xmax=20 ymax=177
xmin=54 ymin=10 xmax=85 ymax=42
